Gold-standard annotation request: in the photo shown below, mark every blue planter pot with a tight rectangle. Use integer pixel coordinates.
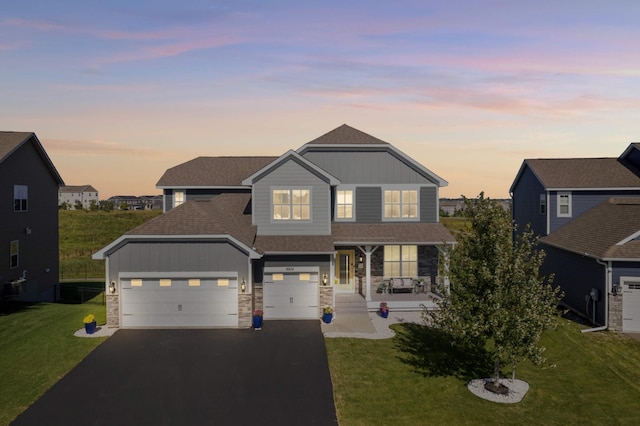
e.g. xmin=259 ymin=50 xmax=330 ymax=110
xmin=380 ymin=309 xmax=389 ymax=318
xmin=252 ymin=316 xmax=263 ymax=329
xmin=322 ymin=313 xmax=333 ymax=324
xmin=84 ymin=321 xmax=97 ymax=334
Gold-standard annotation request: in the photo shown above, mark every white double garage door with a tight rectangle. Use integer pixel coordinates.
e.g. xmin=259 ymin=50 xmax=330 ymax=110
xmin=120 ymin=272 xmax=239 ymax=328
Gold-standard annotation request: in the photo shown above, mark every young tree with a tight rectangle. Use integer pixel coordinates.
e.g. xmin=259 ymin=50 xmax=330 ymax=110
xmin=430 ymin=193 xmax=562 ymax=389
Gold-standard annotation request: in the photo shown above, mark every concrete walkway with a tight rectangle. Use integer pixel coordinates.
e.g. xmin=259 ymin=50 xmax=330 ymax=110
xmin=321 ymin=310 xmax=426 ymax=339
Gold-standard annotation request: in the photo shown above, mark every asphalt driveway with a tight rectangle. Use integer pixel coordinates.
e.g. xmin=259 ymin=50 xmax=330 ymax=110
xmin=12 ymin=321 xmax=337 ymax=425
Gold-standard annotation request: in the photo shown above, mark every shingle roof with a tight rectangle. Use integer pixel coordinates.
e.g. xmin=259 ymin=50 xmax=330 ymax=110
xmin=0 ymin=131 xmax=64 ymax=184
xmin=127 ymin=193 xmax=256 ymax=248
xmin=305 ymin=124 xmax=389 ymax=145
xmin=332 ymin=223 xmax=456 ymax=244
xmin=524 ymin=158 xmax=640 ymax=189
xmin=156 ymin=156 xmax=278 ymax=187
xmin=0 ymin=131 xmax=33 ymax=162
xmin=254 ymin=235 xmax=335 ymax=253
xmin=60 ymin=185 xmax=98 ymax=193
xmin=540 ymin=198 xmax=640 ymax=260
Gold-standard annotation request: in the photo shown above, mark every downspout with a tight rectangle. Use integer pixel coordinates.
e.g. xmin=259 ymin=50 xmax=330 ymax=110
xmin=581 ymin=258 xmax=611 ymax=333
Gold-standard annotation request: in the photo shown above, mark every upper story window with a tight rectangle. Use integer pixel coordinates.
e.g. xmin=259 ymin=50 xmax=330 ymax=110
xmin=173 ymin=190 xmax=185 ymax=208
xmin=273 ymin=188 xmax=310 ymax=221
xmin=10 ymin=240 xmax=19 ymax=269
xmin=557 ymin=192 xmax=571 ymax=217
xmin=384 ymin=189 xmax=417 ymax=220
xmin=336 ymin=189 xmax=353 ymax=220
xmin=539 ymin=193 xmax=546 ymax=215
xmin=14 ymin=185 xmax=28 ymax=212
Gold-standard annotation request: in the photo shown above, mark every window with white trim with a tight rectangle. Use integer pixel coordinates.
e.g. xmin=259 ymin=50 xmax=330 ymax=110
xmin=557 ymin=192 xmax=571 ymax=217
xmin=539 ymin=193 xmax=546 ymax=215
xmin=383 ymin=245 xmax=417 ymax=278
xmin=10 ymin=240 xmax=19 ymax=269
xmin=173 ymin=190 xmax=185 ymax=208
xmin=14 ymin=185 xmax=28 ymax=212
xmin=273 ymin=189 xmax=310 ymax=221
xmin=384 ymin=189 xmax=417 ymax=219
xmin=336 ymin=189 xmax=353 ymax=220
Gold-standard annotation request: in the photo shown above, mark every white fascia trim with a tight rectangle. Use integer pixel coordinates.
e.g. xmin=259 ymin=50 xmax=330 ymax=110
xmin=333 ymin=240 xmax=455 ymax=246
xmin=156 ymin=185 xmax=250 ymax=190
xmin=615 ymin=229 xmax=640 ymax=246
xmin=603 ymin=257 xmax=640 ymax=262
xmin=387 ymin=145 xmax=448 ymax=187
xmin=262 ymin=251 xmax=335 ymax=255
xmin=92 ymin=234 xmax=261 ymax=260
xmin=242 ymin=150 xmax=340 ymax=186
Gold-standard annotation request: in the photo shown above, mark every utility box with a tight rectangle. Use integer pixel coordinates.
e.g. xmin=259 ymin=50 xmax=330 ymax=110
xmin=590 ymin=288 xmax=600 ymax=302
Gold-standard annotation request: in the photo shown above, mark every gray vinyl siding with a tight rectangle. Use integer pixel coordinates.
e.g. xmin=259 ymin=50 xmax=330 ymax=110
xmin=302 ymin=151 xmax=437 ymax=184
xmin=0 ymin=140 xmax=59 ymax=301
xmin=512 ymin=166 xmax=547 ymax=237
xmin=420 ymin=187 xmax=438 ymax=223
xmin=252 ymin=159 xmax=331 ymax=236
xmin=548 ymin=189 xmax=640 ymax=234
xmin=107 ymin=241 xmax=249 ymax=279
xmin=356 ymin=187 xmax=381 ymax=222
xmin=540 ymin=244 xmax=606 ymax=325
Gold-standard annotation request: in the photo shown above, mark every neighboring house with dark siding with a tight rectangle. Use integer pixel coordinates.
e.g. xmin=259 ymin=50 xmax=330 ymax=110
xmin=0 ymin=132 xmax=64 ymax=301
xmin=94 ymin=125 xmax=456 ymax=329
xmin=510 ymin=143 xmax=640 ymax=333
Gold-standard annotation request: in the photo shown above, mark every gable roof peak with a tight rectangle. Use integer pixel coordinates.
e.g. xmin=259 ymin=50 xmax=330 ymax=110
xmin=304 ymin=124 xmax=389 ymax=146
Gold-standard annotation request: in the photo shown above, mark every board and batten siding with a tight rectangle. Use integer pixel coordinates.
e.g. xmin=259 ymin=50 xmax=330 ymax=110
xmin=252 ymin=159 xmax=331 ymax=236
xmin=613 ymin=262 xmax=640 ymax=286
xmin=540 ymin=244 xmax=606 ymax=325
xmin=420 ymin=186 xmax=438 ymax=223
xmin=355 ymin=187 xmax=382 ymax=222
xmin=548 ymin=189 xmax=640 ymax=234
xmin=302 ymin=151 xmax=437 ymax=184
xmin=512 ymin=166 xmax=547 ymax=237
xmin=107 ymin=241 xmax=249 ymax=278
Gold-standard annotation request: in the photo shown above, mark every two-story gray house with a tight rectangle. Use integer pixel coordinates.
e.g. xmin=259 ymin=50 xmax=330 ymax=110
xmin=59 ymin=185 xmax=99 ymax=210
xmin=1 ymin=132 xmax=64 ymax=301
xmin=94 ymin=125 xmax=455 ymax=328
xmin=510 ymin=143 xmax=640 ymax=333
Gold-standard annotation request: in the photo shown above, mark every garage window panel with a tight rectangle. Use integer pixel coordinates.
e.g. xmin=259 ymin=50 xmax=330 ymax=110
xmin=160 ymin=279 xmax=171 ymax=287
xmin=299 ymin=273 xmax=311 ymax=281
xmin=218 ymin=278 xmax=229 ymax=287
xmin=189 ymin=279 xmax=201 ymax=287
xmin=131 ymin=279 xmax=142 ymax=287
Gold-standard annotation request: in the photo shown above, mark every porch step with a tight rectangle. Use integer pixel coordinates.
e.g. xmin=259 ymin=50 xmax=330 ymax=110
xmin=335 ymin=293 xmax=368 ymax=314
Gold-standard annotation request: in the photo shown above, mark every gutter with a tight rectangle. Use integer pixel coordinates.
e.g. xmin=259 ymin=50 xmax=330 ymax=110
xmin=581 ymin=258 xmax=611 ymax=333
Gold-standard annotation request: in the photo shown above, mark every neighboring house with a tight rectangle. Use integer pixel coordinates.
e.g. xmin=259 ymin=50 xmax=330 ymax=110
xmin=440 ymin=198 xmax=510 ymax=216
xmin=510 ymin=143 xmax=640 ymax=332
xmin=0 ymin=132 xmax=64 ymax=301
xmin=94 ymin=125 xmax=456 ymax=329
xmin=108 ymin=195 xmax=162 ymax=210
xmin=59 ymin=185 xmax=99 ymax=209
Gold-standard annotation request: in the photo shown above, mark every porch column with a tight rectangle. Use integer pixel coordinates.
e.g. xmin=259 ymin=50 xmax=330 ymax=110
xmin=437 ymin=244 xmax=452 ymax=294
xmin=365 ymin=245 xmax=372 ymax=302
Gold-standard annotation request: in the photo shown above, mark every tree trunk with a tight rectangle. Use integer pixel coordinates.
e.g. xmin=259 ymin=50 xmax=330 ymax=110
xmin=511 ymin=364 xmax=516 ymax=382
xmin=494 ymin=360 xmax=501 ymax=385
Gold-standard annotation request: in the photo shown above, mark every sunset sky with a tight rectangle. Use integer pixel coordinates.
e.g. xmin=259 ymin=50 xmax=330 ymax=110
xmin=2 ymin=1 xmax=640 ymax=199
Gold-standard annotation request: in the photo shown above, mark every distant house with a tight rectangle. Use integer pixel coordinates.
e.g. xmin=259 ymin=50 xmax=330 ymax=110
xmin=510 ymin=144 xmax=640 ymax=333
xmin=0 ymin=132 xmax=64 ymax=301
xmin=59 ymin=185 xmax=99 ymax=209
xmin=94 ymin=125 xmax=456 ymax=329
xmin=107 ymin=195 xmax=162 ymax=210
xmin=440 ymin=198 xmax=510 ymax=216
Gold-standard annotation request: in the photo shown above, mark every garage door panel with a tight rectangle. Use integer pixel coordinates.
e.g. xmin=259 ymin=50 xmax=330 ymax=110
xmin=264 ymin=271 xmax=319 ymax=320
xmin=120 ymin=276 xmax=238 ymax=328
xmin=622 ymin=280 xmax=640 ymax=333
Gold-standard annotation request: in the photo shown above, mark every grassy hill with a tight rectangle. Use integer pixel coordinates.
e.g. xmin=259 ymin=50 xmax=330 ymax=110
xmin=59 ymin=209 xmax=161 ymax=280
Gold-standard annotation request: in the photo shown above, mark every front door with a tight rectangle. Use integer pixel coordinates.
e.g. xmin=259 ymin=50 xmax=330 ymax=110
xmin=334 ymin=250 xmax=355 ymax=291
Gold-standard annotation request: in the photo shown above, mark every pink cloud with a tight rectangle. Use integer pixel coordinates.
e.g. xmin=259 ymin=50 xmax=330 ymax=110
xmin=45 ymin=138 xmax=176 ymax=159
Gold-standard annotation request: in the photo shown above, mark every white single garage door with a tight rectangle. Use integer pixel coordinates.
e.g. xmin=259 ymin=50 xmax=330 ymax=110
xmin=264 ymin=267 xmax=318 ymax=319
xmin=120 ymin=274 xmax=238 ymax=328
xmin=622 ymin=279 xmax=640 ymax=332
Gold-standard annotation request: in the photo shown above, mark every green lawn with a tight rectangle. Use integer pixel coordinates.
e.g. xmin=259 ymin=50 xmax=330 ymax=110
xmin=59 ymin=209 xmax=161 ymax=279
xmin=326 ymin=318 xmax=640 ymax=425
xmin=0 ymin=301 xmax=107 ymax=425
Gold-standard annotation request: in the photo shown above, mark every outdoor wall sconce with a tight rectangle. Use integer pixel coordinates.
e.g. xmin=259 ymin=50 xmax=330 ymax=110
xmin=241 ymin=278 xmax=246 ymax=293
xmin=109 ymin=281 xmax=116 ymax=294
xmin=322 ymin=273 xmax=328 ymax=286
xmin=358 ymin=255 xmax=363 ymax=263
